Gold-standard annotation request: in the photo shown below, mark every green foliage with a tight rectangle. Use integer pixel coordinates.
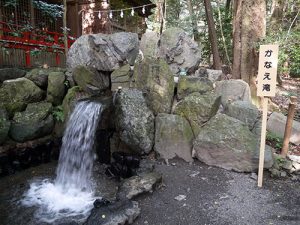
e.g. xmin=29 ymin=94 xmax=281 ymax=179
xmin=52 ymin=105 xmax=64 ymax=122
xmin=33 ymin=0 xmax=63 ymax=19
xmin=266 ymin=132 xmax=284 ymax=150
xmin=261 ymin=30 xmax=300 ymax=78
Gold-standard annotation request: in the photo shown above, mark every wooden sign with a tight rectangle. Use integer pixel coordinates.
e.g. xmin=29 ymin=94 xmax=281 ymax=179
xmin=257 ymin=44 xmax=279 ymax=187
xmin=257 ymin=45 xmax=279 ymax=97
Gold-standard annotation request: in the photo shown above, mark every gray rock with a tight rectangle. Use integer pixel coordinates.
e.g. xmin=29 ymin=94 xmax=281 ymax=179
xmin=193 ymin=113 xmax=273 ymax=172
xmin=0 ymin=68 xmax=26 ymax=83
xmin=174 ymin=92 xmax=221 ymax=136
xmin=206 ymin=69 xmax=223 ymax=83
xmin=215 ymin=79 xmax=251 ymax=106
xmin=47 ymin=72 xmax=66 ymax=106
xmin=117 ymin=172 xmax=162 ymax=200
xmin=133 ymin=58 xmax=175 ymax=115
xmin=85 ymin=200 xmax=140 ymax=225
xmin=224 ymin=100 xmax=260 ymax=132
xmin=67 ymin=32 xmax=139 ymax=71
xmin=0 ymin=77 xmax=45 ymax=117
xmin=72 ymin=65 xmax=110 ymax=95
xmin=0 ymin=108 xmax=11 ymax=144
xmin=159 ymin=28 xmax=201 ymax=75
xmin=111 ymin=64 xmax=132 ymax=91
xmin=114 ymin=89 xmax=155 ymax=154
xmin=177 ymin=76 xmax=213 ymax=100
xmin=154 ymin=113 xmax=194 ymax=162
xmin=140 ymin=31 xmax=159 ymax=60
xmin=25 ymin=67 xmax=65 ymax=89
xmin=110 ymin=133 xmax=135 ymax=155
xmin=9 ymin=102 xmax=54 ymax=142
xmin=194 ymin=67 xmax=208 ymax=78
xmin=267 ymin=112 xmax=300 ymax=145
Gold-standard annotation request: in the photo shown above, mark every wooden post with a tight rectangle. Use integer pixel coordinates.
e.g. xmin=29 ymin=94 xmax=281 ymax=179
xmin=256 ymin=44 xmax=279 ymax=187
xmin=281 ymin=96 xmax=297 ymax=157
xmin=258 ymin=97 xmax=268 ymax=187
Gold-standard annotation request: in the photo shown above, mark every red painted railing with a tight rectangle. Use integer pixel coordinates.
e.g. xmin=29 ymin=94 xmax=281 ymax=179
xmin=0 ymin=21 xmax=76 ymax=67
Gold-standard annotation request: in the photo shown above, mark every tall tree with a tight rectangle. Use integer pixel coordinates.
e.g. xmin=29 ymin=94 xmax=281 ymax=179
xmin=187 ymin=0 xmax=200 ymax=41
xmin=204 ymin=0 xmax=222 ymax=69
xmin=63 ymin=0 xmax=68 ymax=54
xmin=232 ymin=0 xmax=266 ymax=100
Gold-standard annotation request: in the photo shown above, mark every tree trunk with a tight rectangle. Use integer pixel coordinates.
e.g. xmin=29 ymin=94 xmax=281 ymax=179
xmin=232 ymin=0 xmax=266 ymax=103
xmin=82 ymin=1 xmax=111 ymax=35
xmin=63 ymin=0 xmax=68 ymax=55
xmin=204 ymin=0 xmax=222 ymax=70
xmin=187 ymin=0 xmax=200 ymax=41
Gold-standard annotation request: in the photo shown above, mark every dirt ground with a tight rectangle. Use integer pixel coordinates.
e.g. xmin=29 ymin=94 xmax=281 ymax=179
xmin=133 ymin=158 xmax=300 ymax=225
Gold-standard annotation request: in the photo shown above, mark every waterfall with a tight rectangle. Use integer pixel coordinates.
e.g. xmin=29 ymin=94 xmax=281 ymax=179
xmin=21 ymin=101 xmax=103 ymax=223
xmin=56 ymin=101 xmax=102 ymax=191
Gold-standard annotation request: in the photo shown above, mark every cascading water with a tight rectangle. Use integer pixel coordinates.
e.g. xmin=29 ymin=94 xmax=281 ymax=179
xmin=21 ymin=101 xmax=103 ymax=223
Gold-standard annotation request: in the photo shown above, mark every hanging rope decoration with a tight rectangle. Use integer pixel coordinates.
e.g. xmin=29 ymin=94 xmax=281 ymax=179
xmin=93 ymin=3 xmax=155 ymax=19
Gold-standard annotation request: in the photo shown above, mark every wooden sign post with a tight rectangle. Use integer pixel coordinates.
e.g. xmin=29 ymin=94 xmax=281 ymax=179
xmin=257 ymin=44 xmax=279 ymax=187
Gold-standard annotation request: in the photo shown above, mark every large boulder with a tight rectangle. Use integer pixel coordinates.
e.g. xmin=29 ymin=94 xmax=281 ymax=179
xmin=111 ymin=64 xmax=132 ymax=91
xmin=0 ymin=68 xmax=26 ymax=83
xmin=159 ymin=28 xmax=201 ymax=75
xmin=174 ymin=92 xmax=221 ymax=136
xmin=72 ymin=65 xmax=110 ymax=95
xmin=177 ymin=76 xmax=213 ymax=100
xmin=140 ymin=31 xmax=159 ymax=60
xmin=47 ymin=72 xmax=66 ymax=106
xmin=155 ymin=113 xmax=194 ymax=162
xmin=67 ymin=32 xmax=139 ymax=71
xmin=224 ymin=100 xmax=260 ymax=133
xmin=0 ymin=77 xmax=45 ymax=117
xmin=193 ymin=113 xmax=273 ymax=172
xmin=215 ymin=79 xmax=251 ymax=106
xmin=267 ymin=112 xmax=300 ymax=145
xmin=9 ymin=102 xmax=54 ymax=142
xmin=0 ymin=108 xmax=11 ymax=145
xmin=114 ymin=89 xmax=155 ymax=154
xmin=133 ymin=58 xmax=175 ymax=115
xmin=25 ymin=67 xmax=65 ymax=89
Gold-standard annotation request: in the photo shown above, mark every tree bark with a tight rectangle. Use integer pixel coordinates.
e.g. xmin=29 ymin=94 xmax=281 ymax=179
xmin=232 ymin=0 xmax=266 ymax=103
xmin=63 ymin=0 xmax=68 ymax=55
xmin=204 ymin=0 xmax=222 ymax=69
xmin=187 ymin=0 xmax=200 ymax=41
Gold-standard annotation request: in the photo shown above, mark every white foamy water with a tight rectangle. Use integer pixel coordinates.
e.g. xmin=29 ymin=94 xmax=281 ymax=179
xmin=21 ymin=101 xmax=103 ymax=223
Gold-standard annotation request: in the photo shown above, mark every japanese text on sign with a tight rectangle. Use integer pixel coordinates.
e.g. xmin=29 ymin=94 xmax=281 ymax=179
xmin=257 ymin=45 xmax=279 ymax=97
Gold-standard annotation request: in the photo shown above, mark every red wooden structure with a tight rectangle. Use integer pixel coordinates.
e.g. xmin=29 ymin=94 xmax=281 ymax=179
xmin=0 ymin=21 xmax=75 ymax=67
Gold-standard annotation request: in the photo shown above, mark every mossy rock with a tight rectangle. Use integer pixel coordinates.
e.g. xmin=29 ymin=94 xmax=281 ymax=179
xmin=177 ymin=76 xmax=214 ymax=100
xmin=155 ymin=113 xmax=194 ymax=162
xmin=133 ymin=58 xmax=175 ymax=115
xmin=0 ymin=77 xmax=45 ymax=117
xmin=72 ymin=65 xmax=110 ymax=94
xmin=111 ymin=64 xmax=132 ymax=90
xmin=9 ymin=102 xmax=54 ymax=142
xmin=47 ymin=72 xmax=66 ymax=106
xmin=193 ymin=113 xmax=273 ymax=172
xmin=25 ymin=67 xmax=65 ymax=89
xmin=174 ymin=92 xmax=221 ymax=136
xmin=62 ymin=86 xmax=90 ymax=120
